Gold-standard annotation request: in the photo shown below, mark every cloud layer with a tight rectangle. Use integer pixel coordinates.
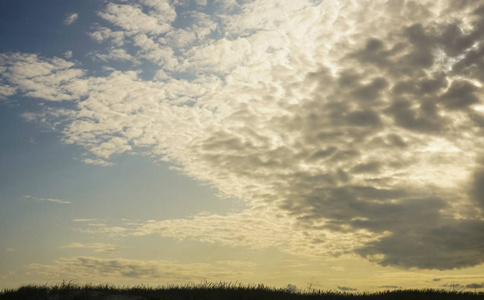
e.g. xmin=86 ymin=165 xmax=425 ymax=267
xmin=2 ymin=0 xmax=484 ymax=270
xmin=28 ymin=256 xmax=256 ymax=283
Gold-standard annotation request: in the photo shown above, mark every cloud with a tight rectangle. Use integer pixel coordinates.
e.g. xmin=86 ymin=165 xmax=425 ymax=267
xmin=62 ymin=243 xmax=121 ymax=254
xmin=90 ymin=49 xmax=140 ymax=64
xmin=338 ymin=286 xmax=357 ymax=291
xmin=83 ymin=158 xmax=114 ymax=167
xmin=28 ymin=256 xmax=256 ymax=283
xmin=0 ymin=53 xmax=87 ymax=101
xmin=470 ymin=167 xmax=484 ymax=208
xmin=127 ymin=208 xmax=379 ymax=257
xmin=79 ymin=224 xmax=129 ymax=237
xmin=466 ymin=283 xmax=484 ymax=289
xmin=0 ymin=85 xmax=16 ymax=99
xmin=439 ymin=282 xmax=484 ymax=290
xmin=25 ymin=195 xmax=70 ymax=204
xmin=378 ymin=285 xmax=401 ymax=289
xmin=97 ymin=2 xmax=174 ymax=35
xmin=195 ymin=0 xmax=208 ymax=6
xmin=2 ymin=0 xmax=484 ymax=272
xmin=72 ymin=218 xmax=97 ymax=222
xmin=64 ymin=13 xmax=79 ymax=25
xmin=356 ymin=218 xmax=484 ymax=269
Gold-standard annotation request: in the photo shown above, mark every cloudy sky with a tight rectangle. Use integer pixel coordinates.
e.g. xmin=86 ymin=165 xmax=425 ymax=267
xmin=1 ymin=0 xmax=484 ymax=292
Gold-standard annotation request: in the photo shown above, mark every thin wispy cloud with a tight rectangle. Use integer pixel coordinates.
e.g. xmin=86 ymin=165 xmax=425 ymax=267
xmin=62 ymin=243 xmax=121 ymax=254
xmin=25 ymin=195 xmax=70 ymax=204
xmin=64 ymin=13 xmax=78 ymax=25
xmin=72 ymin=218 xmax=97 ymax=222
xmin=338 ymin=286 xmax=357 ymax=292
xmin=28 ymin=256 xmax=256 ymax=283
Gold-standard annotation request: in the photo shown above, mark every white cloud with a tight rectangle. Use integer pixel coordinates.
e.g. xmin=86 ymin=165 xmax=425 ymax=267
xmin=89 ymin=27 xmax=126 ymax=46
xmin=0 ymin=85 xmax=16 ymax=98
xmin=79 ymin=225 xmax=129 ymax=237
xmin=64 ymin=13 xmax=79 ymax=25
xmin=72 ymin=218 xmax=97 ymax=222
xmin=64 ymin=51 xmax=73 ymax=59
xmin=3 ymin=0 xmax=484 ymax=271
xmin=25 ymin=195 xmax=70 ymax=204
xmin=129 ymin=208 xmax=380 ymax=258
xmin=0 ymin=53 xmax=87 ymax=101
xmin=98 ymin=3 xmax=173 ymax=36
xmin=82 ymin=158 xmax=114 ymax=166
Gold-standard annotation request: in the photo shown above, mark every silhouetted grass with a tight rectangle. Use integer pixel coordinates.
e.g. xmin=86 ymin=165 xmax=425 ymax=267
xmin=1 ymin=281 xmax=483 ymax=300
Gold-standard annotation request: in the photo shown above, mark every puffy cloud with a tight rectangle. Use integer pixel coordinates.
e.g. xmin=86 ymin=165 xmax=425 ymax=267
xmin=98 ymin=3 xmax=173 ymax=36
xmin=356 ymin=218 xmax=484 ymax=270
xmin=171 ymin=0 xmax=484 ymax=270
xmin=3 ymin=0 xmax=484 ymax=272
xmin=0 ymin=53 xmax=87 ymax=101
xmin=440 ymin=80 xmax=480 ymax=110
xmin=89 ymin=27 xmax=126 ymax=46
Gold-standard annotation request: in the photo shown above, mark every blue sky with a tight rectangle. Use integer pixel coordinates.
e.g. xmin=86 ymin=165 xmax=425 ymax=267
xmin=1 ymin=0 xmax=484 ymax=292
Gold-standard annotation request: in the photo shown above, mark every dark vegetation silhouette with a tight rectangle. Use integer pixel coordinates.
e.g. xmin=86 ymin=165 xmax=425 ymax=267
xmin=1 ymin=282 xmax=483 ymax=300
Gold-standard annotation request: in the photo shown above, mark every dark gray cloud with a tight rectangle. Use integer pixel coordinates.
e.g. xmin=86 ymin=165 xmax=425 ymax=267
xmin=466 ymin=283 xmax=484 ymax=289
xmin=338 ymin=286 xmax=357 ymax=291
xmin=471 ymin=169 xmax=484 ymax=208
xmin=385 ymin=98 xmax=445 ymax=133
xmin=28 ymin=256 xmax=248 ymax=283
xmin=356 ymin=218 xmax=484 ymax=269
xmin=351 ymin=161 xmax=381 ymax=174
xmin=440 ymin=80 xmax=479 ymax=110
xmin=379 ymin=285 xmax=401 ymax=289
xmin=345 ymin=110 xmax=382 ymax=127
xmin=351 ymin=77 xmax=389 ymax=102
xmin=386 ymin=134 xmax=407 ymax=148
xmin=185 ymin=0 xmax=484 ymax=271
xmin=452 ymin=43 xmax=484 ymax=81
xmin=441 ymin=282 xmax=484 ymax=290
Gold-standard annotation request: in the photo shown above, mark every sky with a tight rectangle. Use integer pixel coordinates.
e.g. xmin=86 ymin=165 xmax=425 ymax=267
xmin=1 ymin=0 xmax=484 ymax=292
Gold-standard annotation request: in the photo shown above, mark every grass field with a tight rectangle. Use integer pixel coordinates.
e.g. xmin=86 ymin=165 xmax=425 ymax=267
xmin=1 ymin=282 xmax=483 ymax=300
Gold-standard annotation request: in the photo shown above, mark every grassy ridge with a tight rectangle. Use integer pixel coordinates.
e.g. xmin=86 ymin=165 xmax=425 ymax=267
xmin=1 ymin=282 xmax=482 ymax=300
